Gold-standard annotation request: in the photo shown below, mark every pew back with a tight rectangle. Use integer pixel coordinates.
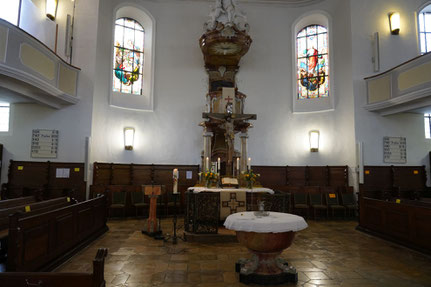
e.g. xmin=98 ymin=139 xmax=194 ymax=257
xmin=0 ymin=248 xmax=108 ymax=287
xmin=0 ymin=196 xmax=36 ymax=209
xmin=7 ymin=195 xmax=108 ymax=271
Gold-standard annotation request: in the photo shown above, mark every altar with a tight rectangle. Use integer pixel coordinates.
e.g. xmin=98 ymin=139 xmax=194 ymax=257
xmin=184 ymin=188 xmax=290 ymax=235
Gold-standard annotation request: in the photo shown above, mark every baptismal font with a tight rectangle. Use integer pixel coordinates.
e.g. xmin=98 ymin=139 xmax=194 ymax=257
xmin=198 ymin=0 xmax=256 ymax=180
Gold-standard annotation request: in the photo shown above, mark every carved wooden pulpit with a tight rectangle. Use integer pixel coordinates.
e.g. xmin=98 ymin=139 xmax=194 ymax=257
xmin=142 ymin=185 xmax=162 ymax=235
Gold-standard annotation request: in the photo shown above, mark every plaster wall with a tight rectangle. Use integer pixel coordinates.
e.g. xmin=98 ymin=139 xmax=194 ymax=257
xmin=0 ymin=0 xmax=100 ymax=184
xmin=90 ymin=0 xmax=356 ymax=183
xmin=350 ymin=0 xmax=431 ymax=183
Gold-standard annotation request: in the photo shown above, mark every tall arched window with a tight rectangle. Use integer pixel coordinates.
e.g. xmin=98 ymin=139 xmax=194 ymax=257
xmin=110 ymin=5 xmax=155 ymax=111
xmin=296 ymin=25 xmax=329 ymax=99
xmin=418 ymin=4 xmax=431 ymax=54
xmin=113 ymin=18 xmax=145 ymax=95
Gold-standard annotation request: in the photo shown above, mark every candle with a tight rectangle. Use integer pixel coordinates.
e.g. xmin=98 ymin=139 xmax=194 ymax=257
xmin=236 ymin=158 xmax=240 ymax=171
xmin=217 ymin=157 xmax=221 ymax=172
xmin=173 ymin=168 xmax=179 ymax=194
xmin=247 ymin=157 xmax=251 ymax=171
xmin=206 ymin=157 xmax=209 ymax=171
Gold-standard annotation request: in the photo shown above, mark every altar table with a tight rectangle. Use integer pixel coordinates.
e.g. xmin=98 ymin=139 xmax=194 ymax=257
xmin=224 ymin=211 xmax=307 ymax=285
xmin=187 ymin=187 xmax=274 ymax=194
xmin=187 ymin=187 xmax=274 ymax=220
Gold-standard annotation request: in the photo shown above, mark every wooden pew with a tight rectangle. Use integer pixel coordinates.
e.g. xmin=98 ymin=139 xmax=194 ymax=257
xmin=0 ymin=248 xmax=108 ymax=287
xmin=0 ymin=197 xmax=75 ymax=235
xmin=7 ymin=195 xmax=108 ymax=271
xmin=0 ymin=196 xmax=37 ymax=209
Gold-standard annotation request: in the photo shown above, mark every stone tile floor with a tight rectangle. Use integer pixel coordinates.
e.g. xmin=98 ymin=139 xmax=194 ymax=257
xmin=56 ymin=218 xmax=431 ymax=286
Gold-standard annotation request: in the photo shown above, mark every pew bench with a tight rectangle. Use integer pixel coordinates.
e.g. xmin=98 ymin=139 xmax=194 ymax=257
xmin=0 ymin=248 xmax=108 ymax=287
xmin=7 ymin=195 xmax=108 ymax=271
xmin=0 ymin=196 xmax=37 ymax=209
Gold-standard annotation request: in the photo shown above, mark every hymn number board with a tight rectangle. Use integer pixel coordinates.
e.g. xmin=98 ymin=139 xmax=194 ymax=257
xmin=31 ymin=129 xmax=59 ymax=158
xmin=383 ymin=136 xmax=406 ymax=163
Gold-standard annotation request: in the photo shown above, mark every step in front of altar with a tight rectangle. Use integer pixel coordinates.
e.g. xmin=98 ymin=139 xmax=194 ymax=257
xmin=184 ymin=227 xmax=237 ymax=243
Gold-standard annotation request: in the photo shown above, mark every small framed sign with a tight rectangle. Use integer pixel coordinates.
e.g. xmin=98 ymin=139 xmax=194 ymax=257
xmin=383 ymin=136 xmax=406 ymax=163
xmin=31 ymin=129 xmax=59 ymax=158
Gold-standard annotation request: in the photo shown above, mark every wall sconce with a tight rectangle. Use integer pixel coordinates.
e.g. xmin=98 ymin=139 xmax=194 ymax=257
xmin=46 ymin=0 xmax=58 ymax=21
xmin=124 ymin=127 xmax=135 ymax=150
xmin=309 ymin=130 xmax=320 ymax=152
xmin=389 ymin=12 xmax=400 ymax=35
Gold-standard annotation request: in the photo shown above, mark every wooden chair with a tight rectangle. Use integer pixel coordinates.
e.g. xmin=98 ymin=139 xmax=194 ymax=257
xmin=130 ymin=190 xmax=148 ymax=217
xmin=292 ymin=192 xmax=309 ymax=218
xmin=309 ymin=193 xmax=328 ymax=219
xmin=341 ymin=193 xmax=356 ymax=218
xmin=109 ymin=191 xmax=126 ymax=218
xmin=326 ymin=192 xmax=346 ymax=218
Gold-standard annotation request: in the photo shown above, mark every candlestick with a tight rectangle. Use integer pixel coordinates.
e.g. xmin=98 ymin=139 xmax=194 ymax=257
xmin=217 ymin=157 xmax=221 ymax=173
xmin=173 ymin=168 xmax=178 ymax=194
xmin=247 ymin=157 xmax=251 ymax=171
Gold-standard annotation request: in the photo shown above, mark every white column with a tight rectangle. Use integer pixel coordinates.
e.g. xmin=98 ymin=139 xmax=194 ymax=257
xmin=240 ymin=132 xmax=248 ymax=173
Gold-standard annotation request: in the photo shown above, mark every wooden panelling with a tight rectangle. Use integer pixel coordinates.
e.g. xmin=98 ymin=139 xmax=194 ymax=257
xmin=7 ymin=160 xmax=86 ymax=201
xmin=392 ymin=166 xmax=426 ymax=189
xmin=252 ymin=166 xmax=287 ymax=188
xmin=111 ymin=164 xmax=132 ymax=185
xmin=287 ymin=166 xmax=307 ymax=186
xmin=363 ymin=166 xmax=393 ymax=191
xmin=307 ymin=166 xmax=328 ymax=186
xmin=328 ymin=166 xmax=348 ymax=187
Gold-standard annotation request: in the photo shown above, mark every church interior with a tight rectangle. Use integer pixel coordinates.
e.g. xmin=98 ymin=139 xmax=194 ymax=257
xmin=0 ymin=0 xmax=431 ymax=286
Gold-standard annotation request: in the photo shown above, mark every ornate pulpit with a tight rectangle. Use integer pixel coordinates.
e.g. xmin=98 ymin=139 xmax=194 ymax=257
xmin=199 ymin=0 xmax=256 ymax=177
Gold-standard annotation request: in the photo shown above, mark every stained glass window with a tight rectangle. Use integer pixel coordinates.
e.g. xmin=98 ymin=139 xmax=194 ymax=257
xmin=419 ymin=6 xmax=431 ymax=54
xmin=296 ymin=25 xmax=329 ymax=99
xmin=113 ymin=18 xmax=145 ymax=95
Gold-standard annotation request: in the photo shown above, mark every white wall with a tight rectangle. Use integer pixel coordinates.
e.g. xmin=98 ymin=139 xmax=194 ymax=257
xmin=350 ymin=0 xmax=431 ymax=183
xmin=0 ymin=0 xmax=100 ymax=185
xmin=90 ymin=0 xmax=357 ymax=184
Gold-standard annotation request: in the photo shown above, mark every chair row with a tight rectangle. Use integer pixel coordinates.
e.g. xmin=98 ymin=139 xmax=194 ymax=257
xmin=292 ymin=191 xmax=356 ymax=219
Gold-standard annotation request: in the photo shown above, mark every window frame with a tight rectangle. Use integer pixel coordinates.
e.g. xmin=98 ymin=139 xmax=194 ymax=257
xmin=110 ymin=4 xmax=155 ymax=111
xmin=296 ymin=24 xmax=329 ymax=100
xmin=112 ymin=17 xmax=145 ymax=96
xmin=418 ymin=3 xmax=431 ymax=55
xmin=0 ymin=103 xmax=12 ymax=135
xmin=292 ymin=12 xmax=334 ymax=113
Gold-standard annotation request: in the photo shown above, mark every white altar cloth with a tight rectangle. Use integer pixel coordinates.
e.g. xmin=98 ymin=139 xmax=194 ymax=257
xmin=224 ymin=212 xmax=308 ymax=233
xmin=187 ymin=187 xmax=274 ymax=194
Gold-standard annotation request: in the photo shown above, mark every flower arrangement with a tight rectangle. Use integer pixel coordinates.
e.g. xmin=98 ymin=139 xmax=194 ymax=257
xmin=242 ymin=170 xmax=260 ymax=188
xmin=199 ymin=171 xmax=219 ymax=187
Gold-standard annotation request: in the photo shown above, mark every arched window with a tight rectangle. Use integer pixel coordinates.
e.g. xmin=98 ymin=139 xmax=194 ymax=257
xmin=296 ymin=25 xmax=329 ymax=99
xmin=110 ymin=6 xmax=155 ymax=111
xmin=113 ymin=18 xmax=144 ymax=95
xmin=418 ymin=4 xmax=431 ymax=54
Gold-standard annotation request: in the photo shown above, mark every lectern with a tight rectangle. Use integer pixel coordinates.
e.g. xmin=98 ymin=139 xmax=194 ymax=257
xmin=142 ymin=185 xmax=162 ymax=237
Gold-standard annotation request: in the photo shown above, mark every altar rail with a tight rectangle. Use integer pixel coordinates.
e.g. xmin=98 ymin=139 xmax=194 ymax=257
xmin=361 ymin=165 xmax=426 ymax=200
xmin=91 ymin=162 xmax=200 ymax=215
xmin=4 ymin=160 xmax=86 ymax=201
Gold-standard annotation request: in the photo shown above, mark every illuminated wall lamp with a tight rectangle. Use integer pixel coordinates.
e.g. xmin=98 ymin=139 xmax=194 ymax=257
xmin=46 ymin=0 xmax=58 ymax=21
xmin=124 ymin=127 xmax=135 ymax=150
xmin=389 ymin=12 xmax=400 ymax=35
xmin=309 ymin=130 xmax=320 ymax=152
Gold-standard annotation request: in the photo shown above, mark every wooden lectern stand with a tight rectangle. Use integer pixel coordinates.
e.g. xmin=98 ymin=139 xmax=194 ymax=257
xmin=142 ymin=185 xmax=162 ymax=237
